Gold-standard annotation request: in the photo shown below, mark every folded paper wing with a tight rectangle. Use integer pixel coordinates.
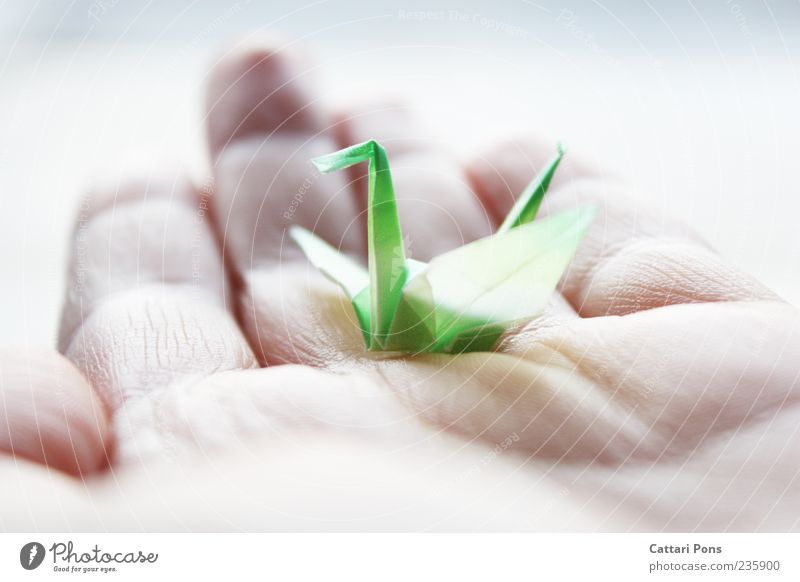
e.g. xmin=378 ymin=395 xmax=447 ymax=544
xmin=401 ymin=206 xmax=595 ymax=352
xmin=496 ymin=142 xmax=565 ymax=235
xmin=289 ymin=140 xmax=594 ymax=354
xmin=288 ymin=226 xmax=372 ymax=345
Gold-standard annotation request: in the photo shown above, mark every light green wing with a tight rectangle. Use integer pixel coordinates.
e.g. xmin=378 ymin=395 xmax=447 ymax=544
xmin=289 ymin=226 xmax=368 ymax=298
xmin=288 ymin=226 xmax=371 ymax=343
xmin=289 ymin=227 xmax=435 ymax=352
xmin=404 ymin=206 xmax=596 ymax=352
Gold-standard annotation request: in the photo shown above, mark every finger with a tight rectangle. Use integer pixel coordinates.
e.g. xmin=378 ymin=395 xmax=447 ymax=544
xmin=0 ymin=349 xmax=109 ymax=476
xmin=206 ymin=37 xmax=363 ymax=267
xmin=465 ymin=136 xmax=778 ymax=316
xmin=206 ymin=38 xmax=372 ymax=364
xmin=206 ymin=36 xmax=325 ymax=158
xmin=59 ymin=172 xmax=255 ymax=410
xmin=333 ymin=102 xmax=492 ymax=260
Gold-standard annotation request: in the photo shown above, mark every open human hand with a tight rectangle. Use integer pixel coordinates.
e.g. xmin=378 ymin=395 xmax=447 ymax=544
xmin=2 ymin=37 xmax=799 ymax=530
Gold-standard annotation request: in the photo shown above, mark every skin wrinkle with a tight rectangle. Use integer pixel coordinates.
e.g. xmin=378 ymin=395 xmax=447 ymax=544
xmin=581 ymin=238 xmax=778 ymax=316
xmin=112 ymin=367 xmax=418 ymax=463
xmin=513 ymin=178 xmax=714 ymax=313
xmin=596 ymin=410 xmax=800 ymax=532
xmin=372 ymin=357 xmax=449 ymax=430
xmin=548 ymin=303 xmax=798 ymax=454
xmin=524 ymin=335 xmax=673 ymax=459
xmin=244 ymin=267 xmax=366 ymax=368
xmin=422 ymin=355 xmax=535 ymax=441
xmin=570 ymin=235 xmax=679 ymax=312
xmin=65 ymin=289 xmax=256 ymax=410
xmin=253 ymin=368 xmax=409 ymax=433
xmin=59 ymin=191 xmax=227 ymax=352
xmin=507 ymin=320 xmax=636 ymax=439
xmin=379 ymin=354 xmax=620 ymax=466
xmin=495 ymin=353 xmax=657 ymax=462
xmin=520 ymin=354 xmax=796 ymax=530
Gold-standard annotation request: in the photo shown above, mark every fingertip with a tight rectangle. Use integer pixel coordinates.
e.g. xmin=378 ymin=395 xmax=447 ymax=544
xmin=58 ymin=171 xmax=225 ymax=353
xmin=205 ymin=34 xmax=324 ymax=158
xmin=0 ymin=349 xmax=111 ymax=477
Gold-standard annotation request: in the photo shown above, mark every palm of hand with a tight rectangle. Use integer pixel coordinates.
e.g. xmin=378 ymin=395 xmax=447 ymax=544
xmin=3 ymin=38 xmax=798 ymax=531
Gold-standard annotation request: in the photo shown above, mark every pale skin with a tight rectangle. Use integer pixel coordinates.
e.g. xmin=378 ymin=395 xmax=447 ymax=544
xmin=1 ymin=36 xmax=799 ymax=531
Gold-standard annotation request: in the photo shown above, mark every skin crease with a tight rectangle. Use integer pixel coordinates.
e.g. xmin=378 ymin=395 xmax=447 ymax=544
xmin=0 ymin=35 xmax=799 ymax=531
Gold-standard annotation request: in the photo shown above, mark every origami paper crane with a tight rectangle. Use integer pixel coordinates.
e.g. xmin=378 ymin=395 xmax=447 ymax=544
xmin=290 ymin=140 xmax=595 ymax=354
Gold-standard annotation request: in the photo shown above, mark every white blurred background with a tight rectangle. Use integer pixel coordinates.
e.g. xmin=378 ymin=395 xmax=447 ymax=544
xmin=0 ymin=0 xmax=798 ymax=348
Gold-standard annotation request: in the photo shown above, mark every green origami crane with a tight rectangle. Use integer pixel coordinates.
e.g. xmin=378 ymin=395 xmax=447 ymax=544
xmin=290 ymin=140 xmax=595 ymax=355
